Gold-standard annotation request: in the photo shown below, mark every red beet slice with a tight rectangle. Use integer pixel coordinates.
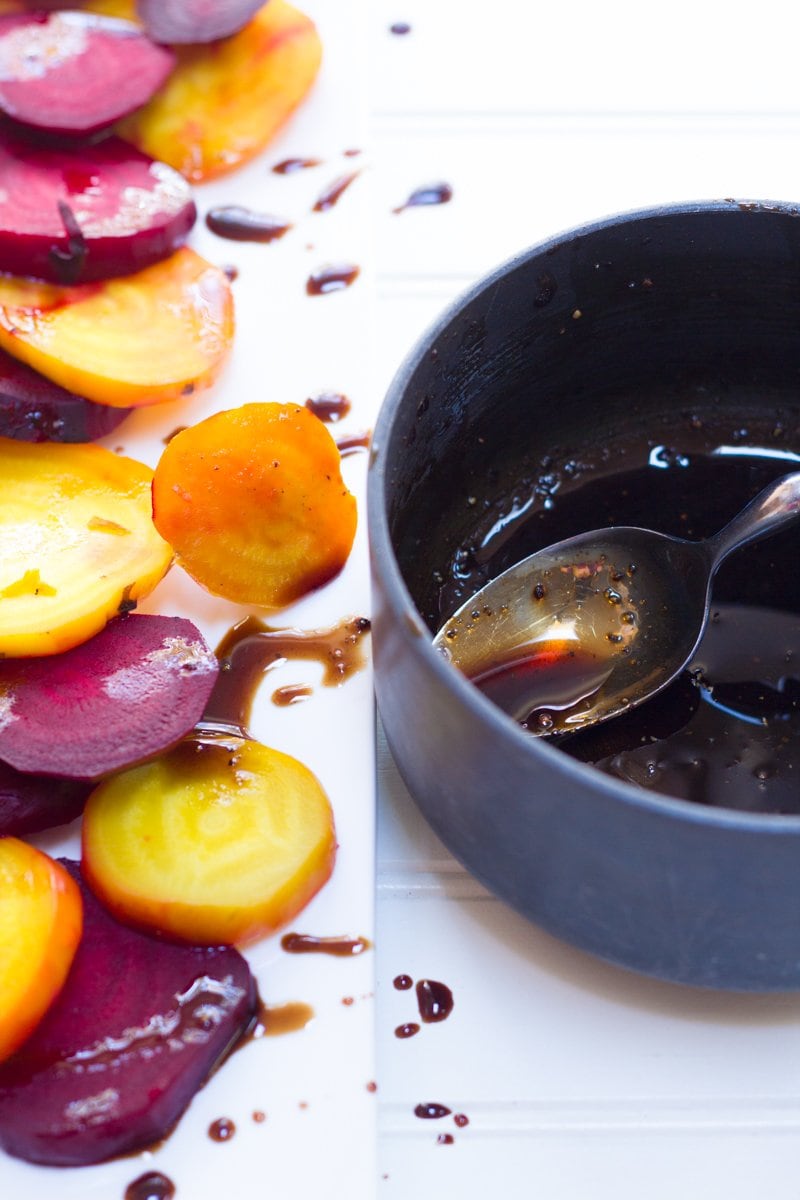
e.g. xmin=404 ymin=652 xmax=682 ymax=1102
xmin=136 ymin=0 xmax=265 ymax=44
xmin=0 ymin=12 xmax=175 ymax=136
xmin=0 ymin=130 xmax=196 ymax=284
xmin=0 ymin=614 xmax=219 ymax=780
xmin=0 ymin=860 xmax=257 ymax=1166
xmin=0 ymin=347 xmax=129 ymax=442
xmin=0 ymin=760 xmax=90 ymax=835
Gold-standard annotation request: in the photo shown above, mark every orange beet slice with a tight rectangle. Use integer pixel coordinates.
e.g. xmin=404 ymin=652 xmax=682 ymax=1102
xmin=151 ymin=403 xmax=357 ymax=608
xmin=0 ymin=130 xmax=196 ymax=284
xmin=0 ymin=860 xmax=256 ymax=1166
xmin=119 ymin=0 xmax=322 ymax=182
xmin=0 ymin=247 xmax=234 ymax=408
xmin=0 ymin=840 xmax=82 ymax=1064
xmin=82 ymin=734 xmax=337 ymax=945
xmin=0 ymin=438 xmax=172 ymax=657
xmin=137 ymin=0 xmax=265 ymax=43
xmin=0 ymin=10 xmax=174 ymax=136
xmin=0 ymin=614 xmax=218 ymax=780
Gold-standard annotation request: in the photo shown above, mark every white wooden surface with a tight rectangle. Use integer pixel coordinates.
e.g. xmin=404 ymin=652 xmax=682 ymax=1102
xmin=370 ymin=4 xmax=800 ymax=1196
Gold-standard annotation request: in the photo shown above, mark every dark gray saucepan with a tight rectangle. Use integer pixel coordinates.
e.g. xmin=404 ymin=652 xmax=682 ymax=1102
xmin=367 ymin=199 xmax=800 ymax=991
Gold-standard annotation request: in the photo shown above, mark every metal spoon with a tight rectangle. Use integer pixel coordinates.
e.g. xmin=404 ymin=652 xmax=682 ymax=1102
xmin=433 ymin=471 xmax=800 ymax=735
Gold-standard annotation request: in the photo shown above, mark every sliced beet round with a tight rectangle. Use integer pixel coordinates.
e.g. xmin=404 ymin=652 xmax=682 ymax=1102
xmin=0 ymin=347 xmax=129 ymax=442
xmin=0 ymin=11 xmax=175 ymax=136
xmin=0 ymin=130 xmax=196 ymax=284
xmin=136 ymin=0 xmax=265 ymax=44
xmin=0 ymin=860 xmax=257 ymax=1166
xmin=0 ymin=760 xmax=90 ymax=836
xmin=0 ymin=614 xmax=219 ymax=780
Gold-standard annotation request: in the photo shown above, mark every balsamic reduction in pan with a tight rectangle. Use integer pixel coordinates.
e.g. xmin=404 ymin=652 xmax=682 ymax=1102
xmin=446 ymin=436 xmax=800 ymax=813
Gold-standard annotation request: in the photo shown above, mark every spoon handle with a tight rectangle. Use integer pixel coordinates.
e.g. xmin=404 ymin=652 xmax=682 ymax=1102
xmin=709 ymin=470 xmax=800 ymax=569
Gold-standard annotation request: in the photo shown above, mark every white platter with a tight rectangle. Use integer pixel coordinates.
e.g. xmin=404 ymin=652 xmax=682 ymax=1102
xmin=6 ymin=2 xmax=377 ymax=1196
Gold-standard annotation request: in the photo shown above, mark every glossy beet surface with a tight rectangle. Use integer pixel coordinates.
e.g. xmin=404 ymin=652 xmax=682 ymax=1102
xmin=136 ymin=0 xmax=265 ymax=43
xmin=0 ymin=11 xmax=175 ymax=136
xmin=0 ymin=348 xmax=129 ymax=442
xmin=0 ymin=861 xmax=257 ymax=1166
xmin=0 ymin=761 xmax=90 ymax=836
xmin=0 ymin=131 xmax=196 ymax=284
xmin=0 ymin=614 xmax=219 ymax=779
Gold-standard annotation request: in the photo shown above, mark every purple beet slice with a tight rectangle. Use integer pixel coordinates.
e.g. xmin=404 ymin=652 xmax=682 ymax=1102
xmin=0 ymin=347 xmax=130 ymax=442
xmin=0 ymin=130 xmax=196 ymax=284
xmin=0 ymin=759 xmax=90 ymax=836
xmin=0 ymin=860 xmax=257 ymax=1166
xmin=136 ymin=0 xmax=265 ymax=44
xmin=0 ymin=11 xmax=175 ymax=136
xmin=0 ymin=614 xmax=219 ymax=780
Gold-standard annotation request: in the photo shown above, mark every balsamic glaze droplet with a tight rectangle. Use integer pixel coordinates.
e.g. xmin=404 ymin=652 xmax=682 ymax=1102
xmin=312 ymin=171 xmax=361 ymax=213
xmin=306 ymin=263 xmax=361 ymax=295
xmin=414 ymin=1102 xmax=452 ymax=1119
xmin=205 ymin=206 xmax=291 ymax=243
xmin=281 ymin=932 xmax=371 ymax=957
xmin=208 ymin=1116 xmax=236 ymax=1142
xmin=242 ymin=997 xmax=315 ymax=1041
xmin=393 ymin=182 xmax=453 ymax=214
xmin=305 ymin=391 xmax=352 ymax=423
xmin=437 ymin=1133 xmax=455 ymax=1145
xmin=125 ymin=1172 xmax=175 ymax=1200
xmin=271 ymin=682 xmax=312 ymax=707
xmin=393 ymin=973 xmax=413 ymax=990
xmin=389 ymin=20 xmax=412 ymax=34
xmin=272 ymin=156 xmax=323 ymax=174
xmin=416 ymin=978 xmax=454 ymax=1023
xmin=395 ymin=1022 xmax=420 ymax=1039
xmin=336 ymin=430 xmax=371 ymax=457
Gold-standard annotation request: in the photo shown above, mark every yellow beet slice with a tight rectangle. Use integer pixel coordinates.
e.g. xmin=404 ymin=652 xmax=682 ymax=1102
xmin=0 ymin=438 xmax=172 ymax=657
xmin=0 ymin=248 xmax=234 ymax=408
xmin=0 ymin=839 xmax=83 ymax=1064
xmin=152 ymin=402 xmax=357 ymax=609
xmin=82 ymin=735 xmax=337 ymax=946
xmin=117 ymin=0 xmax=323 ymax=182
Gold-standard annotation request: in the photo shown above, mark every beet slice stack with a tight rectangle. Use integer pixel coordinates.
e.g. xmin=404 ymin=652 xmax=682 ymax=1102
xmin=0 ymin=348 xmax=130 ymax=442
xmin=0 ymin=614 xmax=219 ymax=780
xmin=0 ymin=11 xmax=175 ymax=137
xmin=0 ymin=130 xmax=196 ymax=284
xmin=0 ymin=861 xmax=257 ymax=1167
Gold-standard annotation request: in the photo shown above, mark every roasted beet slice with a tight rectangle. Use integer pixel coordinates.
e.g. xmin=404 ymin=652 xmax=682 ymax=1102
xmin=136 ymin=0 xmax=265 ymax=44
xmin=0 ymin=347 xmax=129 ymax=442
xmin=0 ymin=130 xmax=196 ymax=284
xmin=0 ymin=11 xmax=175 ymax=136
xmin=0 ymin=860 xmax=256 ymax=1166
xmin=0 ymin=760 xmax=90 ymax=836
xmin=0 ymin=614 xmax=219 ymax=780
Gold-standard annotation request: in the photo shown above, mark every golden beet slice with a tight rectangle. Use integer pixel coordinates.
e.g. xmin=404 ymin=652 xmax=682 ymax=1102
xmin=118 ymin=0 xmax=323 ymax=182
xmin=0 ymin=438 xmax=172 ymax=657
xmin=0 ymin=840 xmax=82 ymax=1064
xmin=0 ymin=248 xmax=234 ymax=408
xmin=152 ymin=403 xmax=357 ymax=609
xmin=82 ymin=735 xmax=337 ymax=945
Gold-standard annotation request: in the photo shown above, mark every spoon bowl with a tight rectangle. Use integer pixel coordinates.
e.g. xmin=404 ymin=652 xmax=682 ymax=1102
xmin=434 ymin=472 xmax=800 ymax=734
